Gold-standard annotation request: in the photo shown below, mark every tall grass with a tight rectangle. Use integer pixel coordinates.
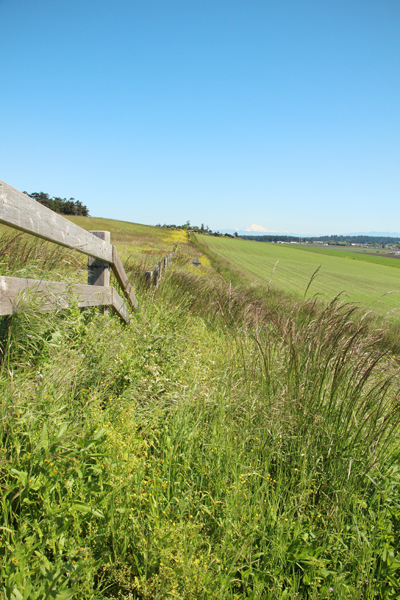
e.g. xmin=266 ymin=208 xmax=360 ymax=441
xmin=1 ymin=249 xmax=400 ymax=598
xmin=0 ymin=231 xmax=86 ymax=281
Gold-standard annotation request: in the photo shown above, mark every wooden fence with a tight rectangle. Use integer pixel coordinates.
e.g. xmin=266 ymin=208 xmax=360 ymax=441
xmin=0 ymin=179 xmax=138 ymax=323
xmin=145 ymin=251 xmax=176 ymax=288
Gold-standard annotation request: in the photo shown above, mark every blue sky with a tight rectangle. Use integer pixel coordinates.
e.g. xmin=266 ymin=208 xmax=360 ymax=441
xmin=1 ymin=0 xmax=399 ymax=234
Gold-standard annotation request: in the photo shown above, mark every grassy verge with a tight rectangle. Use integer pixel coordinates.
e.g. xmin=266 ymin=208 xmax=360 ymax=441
xmin=1 ymin=231 xmax=400 ymax=598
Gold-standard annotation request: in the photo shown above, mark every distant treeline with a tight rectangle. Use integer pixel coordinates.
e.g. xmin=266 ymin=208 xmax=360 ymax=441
xmin=241 ymin=235 xmax=300 ymax=243
xmin=155 ymin=222 xmax=236 ymax=237
xmin=23 ymin=191 xmax=89 ymax=216
xmin=155 ymin=221 xmax=209 ymax=231
xmin=241 ymin=234 xmax=400 ymax=245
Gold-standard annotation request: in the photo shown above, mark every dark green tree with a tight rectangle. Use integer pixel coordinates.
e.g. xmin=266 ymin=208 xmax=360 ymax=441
xmin=23 ymin=192 xmax=89 ymax=216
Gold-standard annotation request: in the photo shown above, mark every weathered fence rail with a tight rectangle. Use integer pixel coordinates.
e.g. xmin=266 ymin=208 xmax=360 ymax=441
xmin=0 ymin=179 xmax=138 ymax=322
xmin=0 ymin=277 xmax=129 ymax=323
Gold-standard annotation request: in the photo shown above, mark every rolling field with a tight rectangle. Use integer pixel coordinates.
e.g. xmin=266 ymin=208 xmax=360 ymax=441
xmin=0 ymin=217 xmax=193 ymax=281
xmin=66 ymin=215 xmax=185 ymax=264
xmin=196 ymin=235 xmax=400 ymax=318
xmin=0 ymin=216 xmax=186 ymax=264
xmin=297 ymin=245 xmax=400 ymax=269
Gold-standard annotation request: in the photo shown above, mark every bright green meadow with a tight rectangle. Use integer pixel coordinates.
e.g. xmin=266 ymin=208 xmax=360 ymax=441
xmin=1 ymin=221 xmax=400 ymax=599
xmin=195 ymin=235 xmax=400 ymax=319
xmin=297 ymin=246 xmax=400 ymax=271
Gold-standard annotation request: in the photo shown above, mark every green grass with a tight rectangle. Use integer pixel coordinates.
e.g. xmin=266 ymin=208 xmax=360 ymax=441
xmin=66 ymin=216 xmax=187 ymax=266
xmin=195 ymin=235 xmax=400 ymax=319
xmin=2 ymin=226 xmax=400 ymax=598
xmin=296 ymin=246 xmax=400 ymax=270
xmin=0 ymin=217 xmax=190 ymax=276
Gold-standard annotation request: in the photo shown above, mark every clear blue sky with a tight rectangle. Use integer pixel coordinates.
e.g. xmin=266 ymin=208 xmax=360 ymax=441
xmin=1 ymin=0 xmax=399 ymax=234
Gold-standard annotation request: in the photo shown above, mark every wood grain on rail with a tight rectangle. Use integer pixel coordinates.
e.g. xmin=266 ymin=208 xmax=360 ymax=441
xmin=0 ymin=180 xmax=113 ymax=262
xmin=0 ymin=276 xmax=129 ymax=323
xmin=0 ymin=179 xmax=138 ymax=313
xmin=112 ymin=245 xmax=138 ymax=309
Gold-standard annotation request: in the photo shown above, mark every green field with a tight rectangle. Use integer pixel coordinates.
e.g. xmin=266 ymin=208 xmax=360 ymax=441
xmin=0 ymin=216 xmax=186 ymax=266
xmin=0 ymin=218 xmax=197 ymax=284
xmin=297 ymin=245 xmax=400 ymax=269
xmin=3 ymin=219 xmax=400 ymax=597
xmin=196 ymin=235 xmax=400 ymax=318
xmin=66 ymin=216 xmax=185 ymax=264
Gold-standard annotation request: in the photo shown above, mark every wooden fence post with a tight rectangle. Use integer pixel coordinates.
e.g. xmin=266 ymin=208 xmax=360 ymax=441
xmin=153 ymin=264 xmax=159 ymax=287
xmin=144 ymin=251 xmax=175 ymax=288
xmin=0 ymin=180 xmax=138 ymax=319
xmin=88 ymin=231 xmax=111 ymax=286
xmin=157 ymin=260 xmax=162 ymax=287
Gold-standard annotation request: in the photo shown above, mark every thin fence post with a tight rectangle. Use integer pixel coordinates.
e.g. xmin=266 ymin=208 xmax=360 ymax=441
xmin=152 ymin=265 xmax=158 ymax=287
xmin=158 ymin=260 xmax=162 ymax=287
xmin=145 ymin=250 xmax=175 ymax=289
xmin=88 ymin=231 xmax=111 ymax=287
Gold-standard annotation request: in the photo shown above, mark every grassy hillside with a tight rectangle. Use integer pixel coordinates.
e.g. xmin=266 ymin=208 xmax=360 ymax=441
xmin=0 ymin=218 xmax=211 ymax=286
xmin=0 ymin=217 xmax=189 ymax=272
xmin=2 ymin=222 xmax=400 ymax=598
xmin=65 ymin=216 xmax=184 ymax=263
xmin=195 ymin=235 xmax=400 ymax=319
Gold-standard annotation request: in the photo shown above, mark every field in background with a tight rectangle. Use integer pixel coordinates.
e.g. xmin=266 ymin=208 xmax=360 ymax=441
xmin=196 ymin=235 xmax=400 ymax=318
xmin=296 ymin=244 xmax=400 ymax=269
